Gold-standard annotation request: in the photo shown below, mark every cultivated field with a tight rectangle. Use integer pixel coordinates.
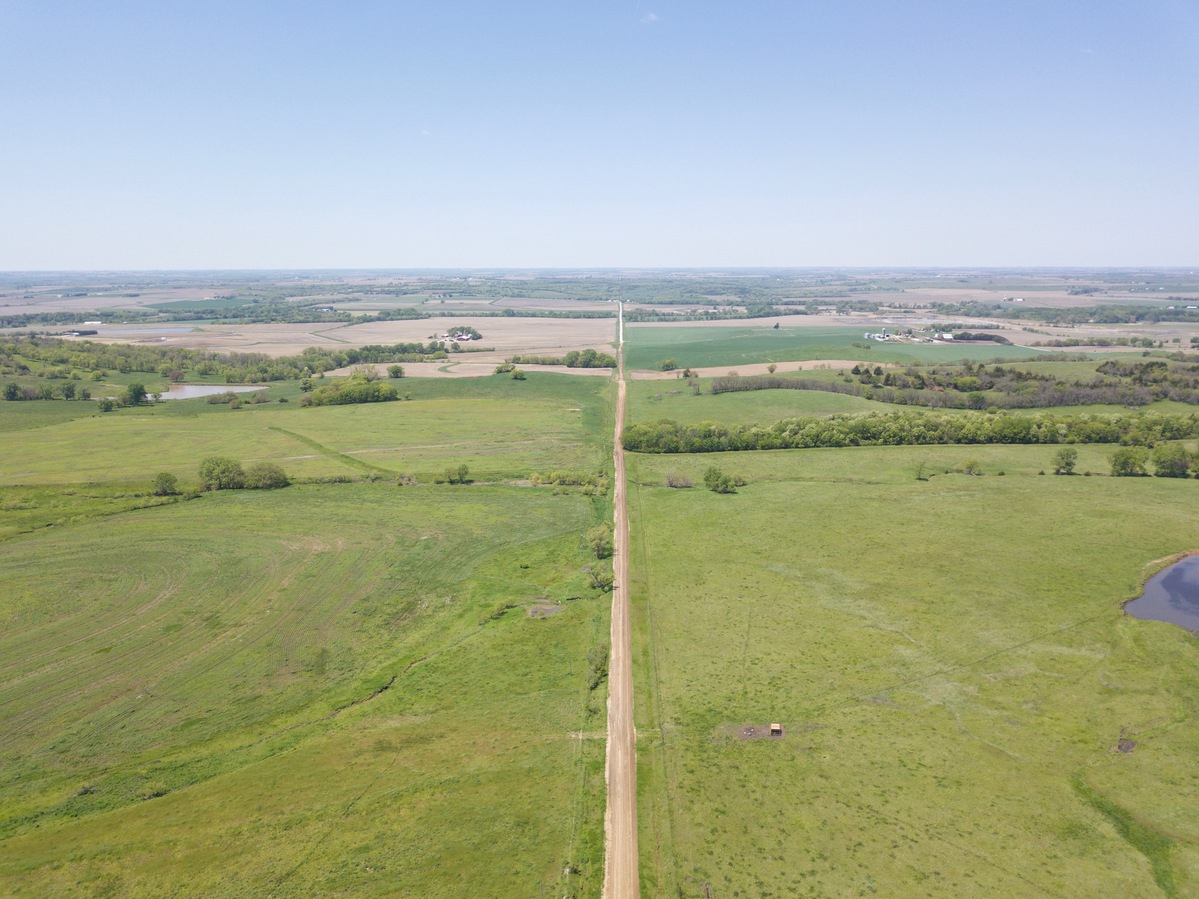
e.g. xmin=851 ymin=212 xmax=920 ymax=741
xmin=626 ymin=443 xmax=1199 ymax=897
xmin=623 ymin=323 xmax=1048 ymax=372
xmin=62 ymin=315 xmax=617 ymax=361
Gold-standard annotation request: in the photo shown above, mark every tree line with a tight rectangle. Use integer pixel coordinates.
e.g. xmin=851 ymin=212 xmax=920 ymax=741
xmin=932 ymin=300 xmax=1199 ymax=325
xmin=708 ymin=359 xmax=1199 ymax=410
xmin=622 ymin=411 xmax=1199 ymax=454
xmin=0 ymin=336 xmax=461 ymax=388
xmin=507 ymin=349 xmax=617 ymax=368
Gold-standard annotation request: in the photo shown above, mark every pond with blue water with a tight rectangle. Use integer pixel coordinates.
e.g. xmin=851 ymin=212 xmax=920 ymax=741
xmin=1125 ymin=554 xmax=1199 ymax=631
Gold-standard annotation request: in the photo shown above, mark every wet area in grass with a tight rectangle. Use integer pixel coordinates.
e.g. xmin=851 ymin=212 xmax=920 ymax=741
xmin=1125 ymin=554 xmax=1199 ymax=631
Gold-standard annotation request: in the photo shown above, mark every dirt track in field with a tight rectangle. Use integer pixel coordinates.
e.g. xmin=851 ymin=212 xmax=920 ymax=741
xmin=603 ymin=304 xmax=639 ymax=899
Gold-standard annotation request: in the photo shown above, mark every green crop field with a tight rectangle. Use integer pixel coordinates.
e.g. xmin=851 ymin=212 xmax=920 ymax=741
xmin=0 ymin=372 xmax=616 ymax=897
xmin=626 ymin=444 xmax=1199 ymax=897
xmin=624 ymin=324 xmax=1047 ymax=371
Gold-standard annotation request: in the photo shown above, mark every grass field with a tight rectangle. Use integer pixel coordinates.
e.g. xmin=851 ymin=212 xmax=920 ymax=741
xmin=629 ymin=380 xmax=884 ymax=426
xmin=626 ymin=444 xmax=1199 ymax=897
xmin=0 ymin=371 xmax=616 ymax=897
xmin=0 ymin=372 xmax=609 ymax=489
xmin=624 ymin=325 xmax=1047 ymax=371
xmin=628 ymin=376 xmax=1199 ymax=428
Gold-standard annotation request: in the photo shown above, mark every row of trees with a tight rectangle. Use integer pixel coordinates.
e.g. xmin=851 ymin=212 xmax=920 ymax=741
xmin=709 ymin=361 xmax=1199 ymax=410
xmin=0 ymin=337 xmax=453 ymax=388
xmin=4 ymin=381 xmax=92 ymax=401
xmin=1109 ymin=444 xmax=1199 ymax=478
xmin=933 ymin=300 xmax=1199 ymax=326
xmin=622 ymin=411 xmax=1199 ymax=454
xmin=506 ymin=349 xmax=617 ymax=368
xmin=165 ymin=458 xmax=294 ymax=492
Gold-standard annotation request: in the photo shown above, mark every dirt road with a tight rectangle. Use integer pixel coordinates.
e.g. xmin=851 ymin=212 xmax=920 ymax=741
xmin=603 ymin=305 xmax=639 ymax=898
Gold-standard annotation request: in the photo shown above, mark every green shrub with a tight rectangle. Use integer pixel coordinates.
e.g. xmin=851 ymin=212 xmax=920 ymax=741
xmin=151 ymin=472 xmax=179 ymax=496
xmin=1152 ymin=443 xmax=1192 ymax=478
xmin=198 ymin=457 xmax=246 ymax=490
xmin=309 ymin=376 xmax=398 ymax=406
xmin=587 ymin=523 xmax=613 ymax=559
xmin=704 ymin=466 xmax=737 ymax=494
xmin=1052 ymin=446 xmax=1078 ymax=475
xmin=244 ymin=462 xmax=290 ymax=489
xmin=1110 ymin=446 xmax=1149 ymax=477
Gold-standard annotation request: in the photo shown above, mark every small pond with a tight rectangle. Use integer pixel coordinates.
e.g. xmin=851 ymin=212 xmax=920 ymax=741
xmin=158 ymin=385 xmax=268 ymax=400
xmin=1125 ymin=555 xmax=1199 ymax=631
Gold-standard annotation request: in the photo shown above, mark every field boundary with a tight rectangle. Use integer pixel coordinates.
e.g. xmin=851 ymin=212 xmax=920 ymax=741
xmin=268 ymin=425 xmax=396 ymax=474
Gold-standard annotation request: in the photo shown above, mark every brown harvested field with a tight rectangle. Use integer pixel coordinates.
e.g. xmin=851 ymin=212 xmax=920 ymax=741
xmin=0 ymin=286 xmax=234 ymax=315
xmin=489 ymin=297 xmax=613 ymax=311
xmin=0 ymin=295 xmax=147 ymax=315
xmin=65 ymin=315 xmax=618 ymax=359
xmin=335 ymin=315 xmax=616 ymax=355
xmin=333 ymin=361 xmax=613 ymax=379
xmin=895 ymin=286 xmax=1199 ymax=308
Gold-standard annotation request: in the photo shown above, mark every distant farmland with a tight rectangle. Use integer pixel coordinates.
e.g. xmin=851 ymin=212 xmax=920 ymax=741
xmin=624 ymin=324 xmax=1045 ymax=371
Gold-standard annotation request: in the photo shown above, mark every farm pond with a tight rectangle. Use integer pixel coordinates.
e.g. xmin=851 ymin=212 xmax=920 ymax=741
xmin=1125 ymin=555 xmax=1199 ymax=631
xmin=159 ymin=385 xmax=268 ymax=400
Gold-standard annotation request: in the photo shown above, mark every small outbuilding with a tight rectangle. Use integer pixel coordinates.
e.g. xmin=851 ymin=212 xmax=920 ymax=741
xmin=769 ymin=723 xmax=783 ymax=737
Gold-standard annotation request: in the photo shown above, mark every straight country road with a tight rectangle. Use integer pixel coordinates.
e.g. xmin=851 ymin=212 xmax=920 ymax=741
xmin=603 ymin=303 xmax=639 ymax=898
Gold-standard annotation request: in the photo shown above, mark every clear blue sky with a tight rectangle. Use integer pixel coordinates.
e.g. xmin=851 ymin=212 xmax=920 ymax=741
xmin=2 ymin=1 xmax=1196 ymax=269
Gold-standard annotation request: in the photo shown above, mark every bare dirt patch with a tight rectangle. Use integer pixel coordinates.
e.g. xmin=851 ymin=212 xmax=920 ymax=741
xmin=527 ymin=603 xmax=564 ymax=619
xmin=718 ymin=723 xmax=787 ymax=740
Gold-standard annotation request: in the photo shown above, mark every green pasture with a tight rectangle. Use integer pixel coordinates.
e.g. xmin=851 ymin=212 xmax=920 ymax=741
xmin=628 ymin=376 xmax=1199 ymax=428
xmin=629 ymin=380 xmax=883 ymax=426
xmin=0 ymin=373 xmax=610 ymax=488
xmin=0 ymin=399 xmax=100 ymax=431
xmin=628 ymin=445 xmax=1199 ymax=897
xmin=0 ymin=483 xmax=608 ymax=898
xmin=623 ymin=324 xmax=1046 ymax=371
